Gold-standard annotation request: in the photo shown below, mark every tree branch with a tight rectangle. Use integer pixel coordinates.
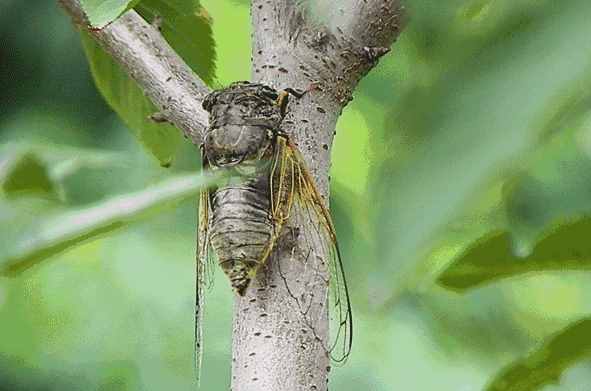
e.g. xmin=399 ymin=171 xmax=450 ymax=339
xmin=338 ymin=0 xmax=405 ymax=48
xmin=232 ymin=1 xmax=405 ymax=391
xmin=58 ymin=0 xmax=210 ymax=145
xmin=60 ymin=0 xmax=405 ymax=389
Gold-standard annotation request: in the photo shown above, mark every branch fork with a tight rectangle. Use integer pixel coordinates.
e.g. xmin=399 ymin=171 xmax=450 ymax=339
xmin=58 ymin=1 xmax=405 ymax=390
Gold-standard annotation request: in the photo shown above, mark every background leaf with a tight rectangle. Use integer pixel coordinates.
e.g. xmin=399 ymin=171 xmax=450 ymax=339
xmin=368 ymin=0 xmax=591 ymax=292
xmin=486 ymin=317 xmax=591 ymax=391
xmin=437 ymin=119 xmax=591 ymax=292
xmin=0 ymin=172 xmax=217 ymax=276
xmin=0 ymin=142 xmax=126 ymax=181
xmin=436 ymin=220 xmax=591 ymax=292
xmin=80 ymin=0 xmax=216 ymax=166
xmin=0 ymin=152 xmax=55 ymax=197
xmin=80 ymin=0 xmax=143 ymax=28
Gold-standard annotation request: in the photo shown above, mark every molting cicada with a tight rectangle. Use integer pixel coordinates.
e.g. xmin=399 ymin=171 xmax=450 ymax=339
xmin=195 ymin=81 xmax=352 ymax=378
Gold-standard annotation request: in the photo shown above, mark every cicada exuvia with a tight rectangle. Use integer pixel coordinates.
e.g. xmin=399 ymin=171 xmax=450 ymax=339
xmin=195 ymin=81 xmax=352 ymax=379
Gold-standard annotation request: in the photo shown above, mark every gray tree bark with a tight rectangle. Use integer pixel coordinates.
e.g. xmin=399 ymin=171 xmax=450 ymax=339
xmin=234 ymin=3 xmax=403 ymax=390
xmin=59 ymin=1 xmax=404 ymax=390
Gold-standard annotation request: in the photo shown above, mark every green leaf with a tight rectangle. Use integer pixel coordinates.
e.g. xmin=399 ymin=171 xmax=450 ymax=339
xmin=437 ymin=122 xmax=591 ymax=292
xmin=0 ymin=172 xmax=217 ymax=276
xmin=369 ymin=0 xmax=591 ymax=289
xmin=0 ymin=152 xmax=55 ymax=197
xmin=486 ymin=317 xmax=591 ymax=391
xmin=505 ymin=127 xmax=591 ymax=255
xmin=80 ymin=0 xmax=143 ymax=28
xmin=436 ymin=219 xmax=591 ymax=292
xmin=80 ymin=0 xmax=216 ymax=166
xmin=0 ymin=142 xmax=126 ymax=182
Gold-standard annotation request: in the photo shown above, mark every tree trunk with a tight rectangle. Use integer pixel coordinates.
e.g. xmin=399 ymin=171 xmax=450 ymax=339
xmin=59 ymin=1 xmax=404 ymax=389
xmin=232 ymin=2 xmax=403 ymax=390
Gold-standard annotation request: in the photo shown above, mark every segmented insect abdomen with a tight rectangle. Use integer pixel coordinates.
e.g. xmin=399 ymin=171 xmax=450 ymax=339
xmin=209 ymin=174 xmax=274 ymax=295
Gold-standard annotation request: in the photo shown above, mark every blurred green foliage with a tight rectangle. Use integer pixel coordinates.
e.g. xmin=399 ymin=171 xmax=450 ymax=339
xmin=2 ymin=0 xmax=591 ymax=390
xmin=486 ymin=317 xmax=591 ymax=391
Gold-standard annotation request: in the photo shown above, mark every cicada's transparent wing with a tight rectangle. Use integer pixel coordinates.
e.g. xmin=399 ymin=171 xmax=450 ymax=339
xmin=269 ymin=134 xmax=353 ymax=364
xmin=195 ymin=152 xmax=216 ymax=383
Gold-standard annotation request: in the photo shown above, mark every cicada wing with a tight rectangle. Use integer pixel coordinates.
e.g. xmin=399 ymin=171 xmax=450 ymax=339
xmin=195 ymin=152 xmax=216 ymax=383
xmin=269 ymin=134 xmax=353 ymax=364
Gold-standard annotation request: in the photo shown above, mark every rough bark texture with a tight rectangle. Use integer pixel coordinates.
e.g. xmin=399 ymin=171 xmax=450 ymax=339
xmin=232 ymin=1 xmax=404 ymax=390
xmin=59 ymin=0 xmax=210 ymax=145
xmin=58 ymin=1 xmax=404 ymax=390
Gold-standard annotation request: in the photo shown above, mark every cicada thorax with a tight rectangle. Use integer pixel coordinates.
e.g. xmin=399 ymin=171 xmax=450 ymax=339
xmin=202 ymin=81 xmax=285 ymax=295
xmin=202 ymin=81 xmax=283 ymax=168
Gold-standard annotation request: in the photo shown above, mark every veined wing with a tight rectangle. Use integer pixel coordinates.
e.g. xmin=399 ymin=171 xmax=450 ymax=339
xmin=195 ymin=150 xmax=216 ymax=383
xmin=269 ymin=134 xmax=353 ymax=363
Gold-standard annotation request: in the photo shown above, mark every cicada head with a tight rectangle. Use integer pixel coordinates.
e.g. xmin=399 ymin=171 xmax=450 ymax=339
xmin=202 ymin=81 xmax=284 ymax=169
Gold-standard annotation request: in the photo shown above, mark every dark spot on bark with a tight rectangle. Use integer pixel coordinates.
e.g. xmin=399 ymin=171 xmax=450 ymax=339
xmin=166 ymin=76 xmax=172 ymax=82
xmin=249 ymin=298 xmax=257 ymax=303
xmin=316 ymin=107 xmax=326 ymax=113
xmin=269 ymin=284 xmax=277 ymax=288
xmin=252 ymin=377 xmax=258 ymax=381
xmin=254 ymin=332 xmax=262 ymax=336
xmin=278 ymin=67 xmax=288 ymax=73
xmin=260 ymin=313 xmax=268 ymax=317
xmin=249 ymin=352 xmax=256 ymax=357
xmin=265 ymin=335 xmax=273 ymax=339
xmin=322 ymin=144 xmax=328 ymax=150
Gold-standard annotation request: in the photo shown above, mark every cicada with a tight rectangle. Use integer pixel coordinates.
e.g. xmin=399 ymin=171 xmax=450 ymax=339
xmin=195 ymin=81 xmax=352 ymax=378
